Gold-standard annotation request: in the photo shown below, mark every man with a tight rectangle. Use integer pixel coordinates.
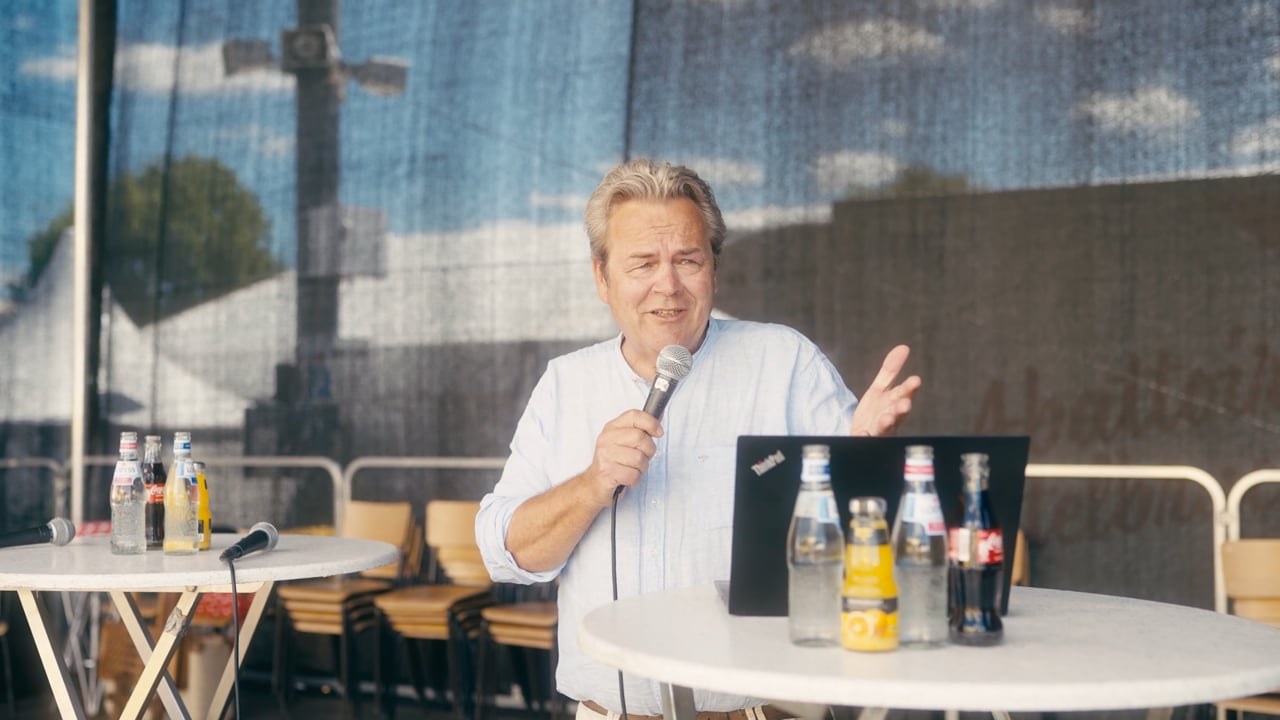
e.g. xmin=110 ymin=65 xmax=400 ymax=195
xmin=476 ymin=159 xmax=921 ymax=720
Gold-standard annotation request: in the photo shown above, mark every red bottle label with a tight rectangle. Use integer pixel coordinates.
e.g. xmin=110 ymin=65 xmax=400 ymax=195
xmin=948 ymin=528 xmax=1004 ymax=564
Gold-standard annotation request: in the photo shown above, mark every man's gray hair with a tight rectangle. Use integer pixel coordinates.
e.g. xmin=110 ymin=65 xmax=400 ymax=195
xmin=584 ymin=158 xmax=726 ymax=268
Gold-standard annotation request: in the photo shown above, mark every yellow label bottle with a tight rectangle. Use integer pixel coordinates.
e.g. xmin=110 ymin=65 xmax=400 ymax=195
xmin=163 ymin=432 xmax=198 ymax=555
xmin=842 ymin=496 xmax=899 ymax=652
xmin=195 ymin=461 xmax=211 ymax=551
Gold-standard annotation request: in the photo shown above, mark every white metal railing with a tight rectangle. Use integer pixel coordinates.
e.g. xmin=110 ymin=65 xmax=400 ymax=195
xmin=197 ymin=455 xmax=344 ymax=533
xmin=1226 ymin=469 xmax=1280 ymax=542
xmin=1024 ymin=463 xmax=1227 ymax=613
xmin=15 ymin=454 xmax=1244 ymax=611
xmin=342 ymin=455 xmax=507 ymax=511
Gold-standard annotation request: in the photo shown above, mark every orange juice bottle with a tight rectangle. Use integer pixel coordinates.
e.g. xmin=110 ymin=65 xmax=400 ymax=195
xmin=842 ymin=496 xmax=899 ymax=651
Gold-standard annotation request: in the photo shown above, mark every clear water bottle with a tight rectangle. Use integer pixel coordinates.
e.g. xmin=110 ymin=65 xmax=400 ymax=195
xmin=163 ymin=431 xmax=199 ymax=556
xmin=787 ymin=443 xmax=845 ymax=647
xmin=892 ymin=444 xmax=949 ymax=647
xmin=109 ymin=431 xmax=146 ymax=555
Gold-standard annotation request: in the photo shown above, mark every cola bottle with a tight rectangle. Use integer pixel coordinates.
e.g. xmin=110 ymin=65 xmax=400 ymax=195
xmin=948 ymin=452 xmax=1004 ymax=645
xmin=142 ymin=434 xmax=166 ymax=549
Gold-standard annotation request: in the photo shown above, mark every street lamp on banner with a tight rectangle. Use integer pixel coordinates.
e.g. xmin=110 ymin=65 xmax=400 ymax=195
xmin=222 ymin=1 xmax=406 ymax=458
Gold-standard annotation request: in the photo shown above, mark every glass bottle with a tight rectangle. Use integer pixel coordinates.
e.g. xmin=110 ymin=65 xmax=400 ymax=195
xmin=109 ymin=431 xmax=146 ymax=555
xmin=163 ymin=431 xmax=199 ymax=555
xmin=195 ymin=461 xmax=212 ymax=551
xmin=948 ymin=452 xmax=1004 ymax=645
xmin=841 ymin=496 xmax=898 ymax=652
xmin=786 ymin=444 xmax=844 ymax=647
xmin=892 ymin=444 xmax=949 ymax=647
xmin=141 ymin=434 xmax=166 ymax=549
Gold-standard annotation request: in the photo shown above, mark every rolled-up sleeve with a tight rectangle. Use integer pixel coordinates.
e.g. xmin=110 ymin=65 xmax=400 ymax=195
xmin=476 ymin=373 xmax=564 ymax=585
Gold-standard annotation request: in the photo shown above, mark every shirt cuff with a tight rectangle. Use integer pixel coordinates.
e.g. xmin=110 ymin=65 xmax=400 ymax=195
xmin=477 ymin=493 xmax=563 ymax=584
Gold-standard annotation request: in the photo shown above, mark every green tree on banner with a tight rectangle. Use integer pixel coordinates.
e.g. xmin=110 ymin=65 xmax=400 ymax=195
xmin=24 ymin=156 xmax=280 ymax=324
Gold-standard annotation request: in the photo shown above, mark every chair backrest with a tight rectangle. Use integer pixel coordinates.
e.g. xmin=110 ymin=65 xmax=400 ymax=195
xmin=425 ymin=500 xmax=489 ymax=587
xmin=1222 ymin=539 xmax=1280 ymax=627
xmin=344 ymin=500 xmax=415 ymax=580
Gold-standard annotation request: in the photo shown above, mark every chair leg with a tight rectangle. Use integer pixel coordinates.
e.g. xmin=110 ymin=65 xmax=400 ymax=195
xmin=374 ymin=611 xmax=395 ymax=720
xmin=1 ymin=634 xmax=15 ymax=718
xmin=474 ymin=622 xmax=492 ymax=720
xmin=549 ymin=640 xmax=562 ymax=720
xmin=338 ymin=627 xmax=356 ymax=718
xmin=274 ymin=597 xmax=293 ymax=719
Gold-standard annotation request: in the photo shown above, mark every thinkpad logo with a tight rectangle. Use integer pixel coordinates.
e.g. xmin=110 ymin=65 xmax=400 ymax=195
xmin=750 ymin=450 xmax=785 ymax=477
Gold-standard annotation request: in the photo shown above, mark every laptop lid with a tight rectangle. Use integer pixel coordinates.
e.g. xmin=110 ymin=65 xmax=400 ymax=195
xmin=726 ymin=435 xmax=1030 ymax=617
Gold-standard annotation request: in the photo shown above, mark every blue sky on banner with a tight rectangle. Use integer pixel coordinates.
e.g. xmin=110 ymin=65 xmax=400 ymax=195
xmin=4 ymin=0 xmax=1280 ymax=289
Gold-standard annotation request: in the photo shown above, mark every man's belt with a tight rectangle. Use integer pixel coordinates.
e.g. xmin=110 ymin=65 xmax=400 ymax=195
xmin=581 ymin=699 xmax=791 ymax=720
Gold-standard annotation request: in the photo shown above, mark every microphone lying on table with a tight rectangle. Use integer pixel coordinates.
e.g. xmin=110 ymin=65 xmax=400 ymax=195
xmin=220 ymin=521 xmax=280 ymax=562
xmin=0 ymin=517 xmax=76 ymax=549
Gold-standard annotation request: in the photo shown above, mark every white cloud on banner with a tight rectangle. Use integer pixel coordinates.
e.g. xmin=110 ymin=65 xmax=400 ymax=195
xmin=1035 ymin=4 xmax=1096 ymax=34
xmin=13 ymin=14 xmax=35 ymax=31
xmin=1231 ymin=117 xmax=1280 ymax=156
xmin=216 ymin=124 xmax=293 ymax=157
xmin=814 ymin=150 xmax=900 ymax=194
xmin=1248 ymin=1 xmax=1279 ymax=27
xmin=722 ymin=204 xmax=832 ymax=237
xmin=1267 ymin=53 xmax=1280 ymax=78
xmin=529 ymin=193 xmax=586 ymax=212
xmin=789 ymin=19 xmax=946 ymax=69
xmin=919 ymin=0 xmax=1001 ymax=10
xmin=21 ymin=41 xmax=294 ymax=95
xmin=1075 ymin=86 xmax=1200 ymax=135
xmin=19 ymin=45 xmax=76 ymax=79
xmin=680 ymin=157 xmax=765 ymax=188
xmin=880 ymin=119 xmax=910 ymax=139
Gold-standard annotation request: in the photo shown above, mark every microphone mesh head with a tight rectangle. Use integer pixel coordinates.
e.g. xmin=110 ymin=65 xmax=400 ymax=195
xmin=251 ymin=521 xmax=281 ymax=552
xmin=48 ymin=517 xmax=76 ymax=546
xmin=657 ymin=345 xmax=693 ymax=381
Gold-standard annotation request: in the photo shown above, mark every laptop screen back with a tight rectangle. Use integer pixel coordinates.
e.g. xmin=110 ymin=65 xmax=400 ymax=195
xmin=727 ymin=435 xmax=1030 ymax=617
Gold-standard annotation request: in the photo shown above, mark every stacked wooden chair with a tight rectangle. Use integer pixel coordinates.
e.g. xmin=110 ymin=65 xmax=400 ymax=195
xmin=1216 ymin=539 xmax=1280 ymax=719
xmin=372 ymin=500 xmax=494 ymax=718
xmin=273 ymin=500 xmax=417 ymax=717
xmin=474 ymin=580 xmax=561 ymax=720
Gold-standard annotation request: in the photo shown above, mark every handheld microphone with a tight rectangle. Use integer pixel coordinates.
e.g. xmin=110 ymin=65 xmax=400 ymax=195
xmin=0 ymin=517 xmax=76 ymax=549
xmin=220 ymin=522 xmax=279 ymax=562
xmin=642 ymin=345 xmax=694 ymax=421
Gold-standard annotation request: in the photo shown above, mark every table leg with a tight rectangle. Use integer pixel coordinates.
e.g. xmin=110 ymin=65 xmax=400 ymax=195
xmin=659 ymin=683 xmax=696 ymax=720
xmin=110 ymin=589 xmax=200 ymax=720
xmin=17 ymin=590 xmax=87 ymax=719
xmin=60 ymin=590 xmax=105 ymax=715
xmin=207 ymin=580 xmax=273 ymax=720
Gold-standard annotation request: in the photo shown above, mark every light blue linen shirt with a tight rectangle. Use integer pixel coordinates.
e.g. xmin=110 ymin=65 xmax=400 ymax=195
xmin=476 ymin=318 xmax=858 ymax=714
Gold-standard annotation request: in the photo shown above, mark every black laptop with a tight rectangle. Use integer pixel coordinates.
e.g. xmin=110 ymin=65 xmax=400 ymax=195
xmin=724 ymin=435 xmax=1030 ymax=617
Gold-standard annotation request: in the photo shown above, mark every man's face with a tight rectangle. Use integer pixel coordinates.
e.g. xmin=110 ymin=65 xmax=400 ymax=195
xmin=593 ymin=197 xmax=717 ymax=378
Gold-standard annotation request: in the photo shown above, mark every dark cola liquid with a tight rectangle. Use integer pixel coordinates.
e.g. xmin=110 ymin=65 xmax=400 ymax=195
xmin=949 ymin=563 xmax=1003 ymax=645
xmin=142 ymin=460 xmax=166 ymax=548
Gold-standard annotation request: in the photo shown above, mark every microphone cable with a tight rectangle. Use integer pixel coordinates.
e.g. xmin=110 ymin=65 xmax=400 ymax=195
xmin=611 ymin=484 xmax=630 ymax=720
xmin=227 ymin=557 xmax=243 ymax=719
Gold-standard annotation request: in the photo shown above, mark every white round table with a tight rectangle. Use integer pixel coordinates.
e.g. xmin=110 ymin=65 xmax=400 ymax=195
xmin=579 ymin=584 xmax=1280 ymax=717
xmin=0 ymin=533 xmax=398 ymax=720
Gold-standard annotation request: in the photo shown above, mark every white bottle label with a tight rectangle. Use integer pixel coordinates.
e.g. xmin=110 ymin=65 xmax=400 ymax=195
xmin=903 ymin=493 xmax=946 ymax=535
xmin=112 ymin=461 xmax=140 ymax=486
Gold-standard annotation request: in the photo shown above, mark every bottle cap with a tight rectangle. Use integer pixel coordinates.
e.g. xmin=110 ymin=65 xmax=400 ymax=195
xmin=849 ymin=496 xmax=887 ymax=516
